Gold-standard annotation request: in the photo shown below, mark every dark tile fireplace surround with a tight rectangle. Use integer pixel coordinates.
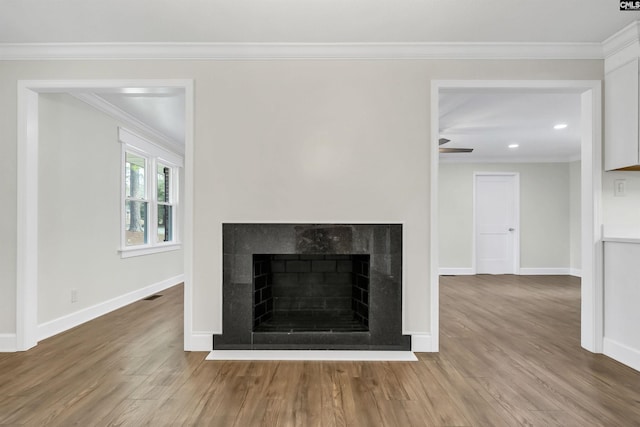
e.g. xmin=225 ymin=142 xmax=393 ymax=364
xmin=215 ymin=224 xmax=410 ymax=350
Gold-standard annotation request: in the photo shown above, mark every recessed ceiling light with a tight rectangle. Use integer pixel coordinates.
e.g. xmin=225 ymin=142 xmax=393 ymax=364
xmin=554 ymin=123 xmax=568 ymax=130
xmin=508 ymin=144 xmax=519 ymax=148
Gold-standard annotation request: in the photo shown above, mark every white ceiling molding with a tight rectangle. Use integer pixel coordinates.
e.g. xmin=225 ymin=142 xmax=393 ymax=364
xmin=71 ymin=92 xmax=184 ymax=155
xmin=0 ymin=42 xmax=604 ymax=61
xmin=603 ymin=21 xmax=640 ymax=58
xmin=603 ymin=21 xmax=640 ymax=74
xmin=439 ymin=155 xmax=581 ymax=164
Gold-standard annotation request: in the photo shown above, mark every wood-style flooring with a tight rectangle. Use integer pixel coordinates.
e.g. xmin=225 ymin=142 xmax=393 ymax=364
xmin=1 ymin=275 xmax=639 ymax=426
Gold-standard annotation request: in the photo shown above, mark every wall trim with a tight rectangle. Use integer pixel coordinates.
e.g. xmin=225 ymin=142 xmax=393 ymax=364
xmin=190 ymin=332 xmax=214 ymax=352
xmin=439 ymin=267 xmax=580 ymax=276
xmin=603 ymin=21 xmax=640 ymax=72
xmin=72 ymin=92 xmax=182 ymax=155
xmin=440 ymin=156 xmax=582 ymax=164
xmin=38 ymin=275 xmax=184 ymax=342
xmin=439 ymin=268 xmax=475 ymax=276
xmin=603 ymin=337 xmax=640 ymax=373
xmin=603 ymin=21 xmax=640 ymax=74
xmin=411 ymin=334 xmax=435 ymax=352
xmin=603 ymin=21 xmax=640 ymax=57
xmin=0 ymin=334 xmax=17 ymax=352
xmin=519 ymin=268 xmax=572 ymax=275
xmin=0 ymin=42 xmax=604 ymax=61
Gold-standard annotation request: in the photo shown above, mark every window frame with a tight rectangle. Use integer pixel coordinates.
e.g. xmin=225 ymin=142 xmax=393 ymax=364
xmin=124 ymin=149 xmax=150 ymax=248
xmin=156 ymin=162 xmax=176 ymax=244
xmin=119 ymin=128 xmax=183 ymax=258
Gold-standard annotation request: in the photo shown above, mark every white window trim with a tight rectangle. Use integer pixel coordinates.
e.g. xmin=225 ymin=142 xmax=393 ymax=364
xmin=120 ymin=243 xmax=182 ymax=258
xmin=119 ymin=128 xmax=183 ymax=258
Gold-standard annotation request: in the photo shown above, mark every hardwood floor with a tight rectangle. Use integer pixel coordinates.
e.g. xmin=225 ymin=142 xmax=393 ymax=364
xmin=2 ymin=276 xmax=640 ymax=426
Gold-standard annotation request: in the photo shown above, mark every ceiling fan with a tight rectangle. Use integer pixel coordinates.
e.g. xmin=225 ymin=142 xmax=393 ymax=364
xmin=439 ymin=138 xmax=473 ymax=153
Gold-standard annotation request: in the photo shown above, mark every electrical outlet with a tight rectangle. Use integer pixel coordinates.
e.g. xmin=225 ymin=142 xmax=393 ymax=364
xmin=71 ymin=289 xmax=78 ymax=303
xmin=614 ymin=179 xmax=626 ymax=197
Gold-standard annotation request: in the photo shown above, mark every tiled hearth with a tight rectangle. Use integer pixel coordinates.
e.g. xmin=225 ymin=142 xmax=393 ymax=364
xmin=215 ymin=224 xmax=410 ymax=351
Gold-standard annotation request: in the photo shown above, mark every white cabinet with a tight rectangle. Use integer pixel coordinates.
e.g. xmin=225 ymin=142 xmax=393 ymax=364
xmin=603 ymin=241 xmax=640 ymax=371
xmin=605 ymin=58 xmax=640 ymax=171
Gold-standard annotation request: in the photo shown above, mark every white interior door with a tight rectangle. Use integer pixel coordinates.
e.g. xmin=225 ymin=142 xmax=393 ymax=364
xmin=474 ymin=173 xmax=519 ymax=274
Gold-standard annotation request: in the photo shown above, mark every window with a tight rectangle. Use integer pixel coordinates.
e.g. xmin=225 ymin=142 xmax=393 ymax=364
xmin=125 ymin=152 xmax=148 ymax=246
xmin=119 ymin=128 xmax=182 ymax=257
xmin=156 ymin=163 xmax=174 ymax=243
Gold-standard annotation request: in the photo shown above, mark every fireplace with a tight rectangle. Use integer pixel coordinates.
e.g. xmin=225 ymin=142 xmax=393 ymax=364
xmin=252 ymin=254 xmax=370 ymax=333
xmin=215 ymin=224 xmax=410 ymax=350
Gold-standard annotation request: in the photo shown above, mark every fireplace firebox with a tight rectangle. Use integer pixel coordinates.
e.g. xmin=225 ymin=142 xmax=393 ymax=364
xmin=252 ymin=254 xmax=370 ymax=333
xmin=215 ymin=224 xmax=410 ymax=350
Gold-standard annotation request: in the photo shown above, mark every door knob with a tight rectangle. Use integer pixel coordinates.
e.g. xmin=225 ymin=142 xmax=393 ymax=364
xmin=508 ymin=228 xmax=515 ymax=231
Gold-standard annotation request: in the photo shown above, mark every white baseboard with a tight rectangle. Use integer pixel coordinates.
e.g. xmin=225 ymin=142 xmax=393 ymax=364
xmin=411 ymin=334 xmax=435 ymax=352
xmin=37 ymin=274 xmax=184 ymax=342
xmin=603 ymin=337 xmax=640 ymax=373
xmin=441 ymin=267 xmax=577 ymax=276
xmin=569 ymin=268 xmax=582 ymax=277
xmin=439 ymin=268 xmax=474 ymax=276
xmin=519 ymin=268 xmax=571 ymax=275
xmin=0 ymin=334 xmax=17 ymax=352
xmin=188 ymin=332 xmax=214 ymax=352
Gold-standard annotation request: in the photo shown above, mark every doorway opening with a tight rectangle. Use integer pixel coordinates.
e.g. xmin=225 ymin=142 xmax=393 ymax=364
xmin=16 ymin=80 xmax=194 ymax=351
xmin=430 ymin=80 xmax=603 ymax=354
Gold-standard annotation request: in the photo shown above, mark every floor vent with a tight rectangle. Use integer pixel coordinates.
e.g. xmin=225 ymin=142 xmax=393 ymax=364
xmin=143 ymin=294 xmax=163 ymax=301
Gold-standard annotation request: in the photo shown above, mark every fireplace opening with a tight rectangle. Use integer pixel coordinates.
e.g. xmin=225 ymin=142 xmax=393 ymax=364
xmin=252 ymin=254 xmax=370 ymax=333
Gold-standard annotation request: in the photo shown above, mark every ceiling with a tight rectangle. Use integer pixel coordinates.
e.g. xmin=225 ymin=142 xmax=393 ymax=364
xmin=97 ymin=91 xmax=185 ymax=147
xmin=439 ymin=91 xmax=582 ymax=163
xmin=83 ymin=89 xmax=583 ymax=163
xmin=73 ymin=89 xmax=186 ymax=154
xmin=0 ymin=1 xmax=638 ymax=44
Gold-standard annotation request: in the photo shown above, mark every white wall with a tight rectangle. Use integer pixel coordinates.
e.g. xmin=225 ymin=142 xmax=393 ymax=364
xmin=37 ymin=93 xmax=183 ymax=330
xmin=601 ymin=170 xmax=640 ymax=371
xmin=602 ymin=170 xmax=640 ymax=226
xmin=0 ymin=69 xmax=17 ymax=338
xmin=439 ymin=162 xmax=574 ymax=272
xmin=569 ymin=160 xmax=581 ymax=272
xmin=0 ymin=58 xmax=604 ymax=348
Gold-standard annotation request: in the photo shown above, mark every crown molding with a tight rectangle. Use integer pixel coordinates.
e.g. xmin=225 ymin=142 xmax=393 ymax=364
xmin=603 ymin=21 xmax=640 ymax=73
xmin=0 ymin=42 xmax=604 ymax=61
xmin=439 ymin=155 xmax=580 ymax=164
xmin=71 ymin=92 xmax=184 ymax=155
xmin=603 ymin=21 xmax=640 ymax=58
